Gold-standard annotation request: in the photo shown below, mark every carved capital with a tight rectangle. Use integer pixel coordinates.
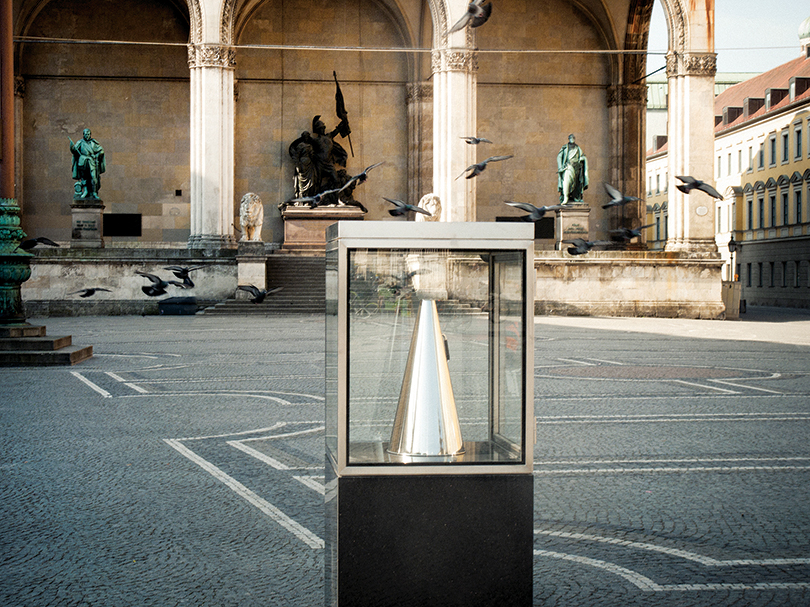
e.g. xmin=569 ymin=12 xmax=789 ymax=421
xmin=431 ymin=49 xmax=477 ymax=74
xmin=188 ymin=44 xmax=237 ymax=69
xmin=13 ymin=77 xmax=25 ymax=99
xmin=406 ymin=83 xmax=432 ymax=104
xmin=666 ymin=52 xmax=717 ymax=78
xmin=607 ymin=84 xmax=647 ymax=108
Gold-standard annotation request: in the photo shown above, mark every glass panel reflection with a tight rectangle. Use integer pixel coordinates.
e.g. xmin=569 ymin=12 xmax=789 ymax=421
xmin=347 ymin=248 xmax=525 ymax=465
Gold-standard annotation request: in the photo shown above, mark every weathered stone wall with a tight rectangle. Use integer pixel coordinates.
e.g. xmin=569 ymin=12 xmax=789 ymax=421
xmin=18 ymin=0 xmax=191 ymax=244
xmin=534 ymin=251 xmax=726 ymax=319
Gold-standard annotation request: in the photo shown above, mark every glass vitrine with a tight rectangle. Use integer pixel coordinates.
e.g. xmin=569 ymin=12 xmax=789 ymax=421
xmin=326 ymin=221 xmax=534 ymax=475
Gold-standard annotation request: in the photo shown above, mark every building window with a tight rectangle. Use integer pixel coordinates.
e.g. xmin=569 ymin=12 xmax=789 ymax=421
xmin=783 ymin=192 xmax=789 ymax=225
xmin=770 ymin=135 xmax=777 ymax=166
xmin=664 ymin=172 xmax=668 ymax=192
xmin=727 ymin=153 xmax=732 ymax=176
xmin=769 ymin=262 xmax=775 ymax=287
xmin=782 ymin=132 xmax=789 ymax=163
xmin=782 ymin=262 xmax=788 ymax=287
xmin=796 ymin=261 xmax=802 ymax=287
xmin=747 ymin=263 xmax=752 ymax=287
xmin=758 ymin=143 xmax=765 ymax=169
xmin=797 ymin=127 xmax=803 ymax=158
xmin=770 ymin=195 xmax=776 ymax=227
xmin=797 ymin=189 xmax=803 ymax=224
xmin=716 ymin=206 xmax=721 ymax=232
xmin=758 ymin=197 xmax=765 ymax=228
xmin=737 ymin=149 xmax=742 ymax=174
xmin=758 ymin=262 xmax=763 ymax=287
xmin=717 ymin=156 xmax=722 ymax=178
xmin=747 ymin=199 xmax=753 ymax=230
xmin=656 ymin=174 xmax=660 ymax=194
xmin=748 ymin=146 xmax=754 ymax=171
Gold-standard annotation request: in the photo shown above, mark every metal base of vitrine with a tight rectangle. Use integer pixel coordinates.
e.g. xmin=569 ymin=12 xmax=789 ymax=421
xmin=325 ymin=472 xmax=533 ymax=607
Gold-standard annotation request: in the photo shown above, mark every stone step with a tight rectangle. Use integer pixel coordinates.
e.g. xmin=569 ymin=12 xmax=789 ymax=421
xmin=0 ymin=324 xmax=47 ymax=338
xmin=0 ymin=345 xmax=94 ymax=366
xmin=0 ymin=335 xmax=73 ymax=351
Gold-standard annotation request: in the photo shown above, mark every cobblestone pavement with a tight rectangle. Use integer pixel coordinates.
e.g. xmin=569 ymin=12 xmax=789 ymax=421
xmin=1 ymin=311 xmax=809 ymax=606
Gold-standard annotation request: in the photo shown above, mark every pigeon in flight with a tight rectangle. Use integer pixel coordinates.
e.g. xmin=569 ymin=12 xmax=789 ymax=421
xmin=67 ymin=288 xmax=112 ymax=298
xmin=287 ymin=187 xmax=341 ymax=209
xmin=461 ymin=136 xmax=492 ymax=145
xmin=563 ymin=238 xmax=612 ymax=256
xmin=164 ymin=265 xmax=203 ymax=288
xmin=338 ymin=161 xmax=385 ymax=193
xmin=17 ymin=236 xmax=60 ymax=251
xmin=383 ymin=197 xmax=432 ymax=217
xmin=602 ymin=183 xmax=640 ymax=209
xmin=456 ymin=155 xmax=513 ymax=180
xmin=237 ymin=284 xmax=283 ymax=304
xmin=610 ymin=224 xmax=655 ymax=242
xmin=136 ymin=271 xmax=186 ymax=297
xmin=675 ymin=175 xmax=723 ymax=199
xmin=446 ymin=0 xmax=493 ymax=35
xmin=505 ymin=201 xmax=562 ymax=222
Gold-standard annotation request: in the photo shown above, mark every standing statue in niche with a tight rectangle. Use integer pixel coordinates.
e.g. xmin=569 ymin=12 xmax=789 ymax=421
xmin=556 ymin=134 xmax=588 ymax=205
xmin=70 ymin=128 xmax=105 ymax=199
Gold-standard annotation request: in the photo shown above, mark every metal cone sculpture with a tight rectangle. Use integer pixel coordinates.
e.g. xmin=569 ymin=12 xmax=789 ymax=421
xmin=387 ymin=299 xmax=465 ymax=461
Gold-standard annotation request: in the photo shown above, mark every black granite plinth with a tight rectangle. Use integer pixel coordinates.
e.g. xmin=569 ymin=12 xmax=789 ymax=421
xmin=326 ymin=473 xmax=533 ymax=607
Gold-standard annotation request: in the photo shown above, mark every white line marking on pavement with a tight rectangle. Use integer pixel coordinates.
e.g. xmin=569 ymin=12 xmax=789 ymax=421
xmin=163 ymin=438 xmax=323 ymax=550
xmin=708 ymin=379 xmax=785 ymax=394
xmin=228 ymin=440 xmax=290 ymax=470
xmin=534 ymin=550 xmax=810 ymax=591
xmin=70 ymin=371 xmax=112 ymax=398
xmin=105 ymin=372 xmax=127 ymax=382
xmin=533 ymin=465 xmax=810 ymax=475
xmin=534 ymin=549 xmax=660 ymax=590
xmin=535 ymin=412 xmax=810 ymax=424
xmin=174 ymin=424 xmax=286 ymax=442
xmin=556 ymin=358 xmax=597 ymax=366
xmin=293 ymin=476 xmax=325 ymax=495
xmin=534 ymin=529 xmax=810 ymax=566
xmin=582 ymin=358 xmax=626 ymax=365
xmin=668 ymin=379 xmax=739 ymax=393
xmin=238 ymin=426 xmax=325 ymax=441
xmin=104 ymin=372 xmax=150 ymax=394
xmin=535 ymin=456 xmax=810 ymax=466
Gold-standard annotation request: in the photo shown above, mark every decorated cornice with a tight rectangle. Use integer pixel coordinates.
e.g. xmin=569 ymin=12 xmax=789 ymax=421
xmin=431 ymin=49 xmax=478 ymax=74
xmin=187 ymin=44 xmax=237 ymax=69
xmin=666 ymin=52 xmax=717 ymax=78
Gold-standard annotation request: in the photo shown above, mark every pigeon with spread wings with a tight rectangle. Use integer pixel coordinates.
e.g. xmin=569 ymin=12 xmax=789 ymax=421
xmin=505 ymin=201 xmax=562 ymax=222
xmin=675 ymin=175 xmax=723 ymax=199
xmin=446 ymin=0 xmax=493 ymax=35
xmin=456 ymin=155 xmax=513 ymax=180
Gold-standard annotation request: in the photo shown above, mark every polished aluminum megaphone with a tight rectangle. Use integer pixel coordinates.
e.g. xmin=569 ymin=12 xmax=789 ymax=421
xmin=387 ymin=299 xmax=465 ymax=462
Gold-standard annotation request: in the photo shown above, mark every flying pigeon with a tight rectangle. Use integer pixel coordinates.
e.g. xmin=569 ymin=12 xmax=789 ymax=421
xmin=67 ymin=288 xmax=112 ymax=298
xmin=338 ymin=161 xmax=385 ymax=193
xmin=610 ymin=224 xmax=655 ymax=242
xmin=505 ymin=201 xmax=563 ymax=222
xmin=164 ymin=265 xmax=204 ymax=288
xmin=384 ymin=197 xmax=432 ymax=217
xmin=287 ymin=187 xmax=341 ymax=209
xmin=675 ymin=175 xmax=723 ymax=199
xmin=456 ymin=155 xmax=513 ymax=180
xmin=562 ymin=238 xmax=612 ymax=256
xmin=136 ymin=271 xmax=186 ymax=297
xmin=446 ymin=0 xmax=493 ymax=35
xmin=17 ymin=236 xmax=60 ymax=250
xmin=461 ymin=136 xmax=492 ymax=145
xmin=237 ymin=284 xmax=283 ymax=304
xmin=602 ymin=183 xmax=640 ymax=209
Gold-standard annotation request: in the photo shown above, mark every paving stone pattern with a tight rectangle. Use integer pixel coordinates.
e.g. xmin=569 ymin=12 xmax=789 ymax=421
xmin=1 ymin=314 xmax=809 ymax=606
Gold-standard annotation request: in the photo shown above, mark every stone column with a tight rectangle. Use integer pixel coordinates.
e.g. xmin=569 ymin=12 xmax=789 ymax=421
xmin=406 ymin=83 xmax=432 ymax=208
xmin=607 ymin=84 xmax=647 ymax=239
xmin=187 ymin=44 xmax=237 ymax=250
xmin=13 ymin=77 xmax=24 ymax=213
xmin=665 ymin=51 xmax=718 ymax=253
xmin=431 ymin=48 xmax=477 ymax=222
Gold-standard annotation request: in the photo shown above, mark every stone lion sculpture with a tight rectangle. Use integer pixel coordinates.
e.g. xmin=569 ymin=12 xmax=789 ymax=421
xmin=417 ymin=193 xmax=441 ymax=221
xmin=239 ymin=192 xmax=264 ymax=241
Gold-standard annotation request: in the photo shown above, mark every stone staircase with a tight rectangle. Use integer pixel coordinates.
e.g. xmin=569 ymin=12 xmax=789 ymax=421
xmin=0 ymin=324 xmax=93 ymax=366
xmin=201 ymin=255 xmax=326 ymax=315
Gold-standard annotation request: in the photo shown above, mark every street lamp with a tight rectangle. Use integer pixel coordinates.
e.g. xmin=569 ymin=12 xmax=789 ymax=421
xmin=727 ymin=235 xmax=738 ymax=281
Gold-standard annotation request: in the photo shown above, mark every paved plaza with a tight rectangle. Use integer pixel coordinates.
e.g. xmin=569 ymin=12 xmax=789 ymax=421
xmin=1 ymin=307 xmax=810 ymax=606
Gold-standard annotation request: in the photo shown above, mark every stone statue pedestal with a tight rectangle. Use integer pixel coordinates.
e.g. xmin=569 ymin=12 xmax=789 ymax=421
xmin=236 ymin=241 xmax=268 ymax=298
xmin=281 ymin=205 xmax=364 ymax=253
xmin=70 ymin=198 xmax=105 ymax=249
xmin=554 ymin=204 xmax=590 ymax=250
